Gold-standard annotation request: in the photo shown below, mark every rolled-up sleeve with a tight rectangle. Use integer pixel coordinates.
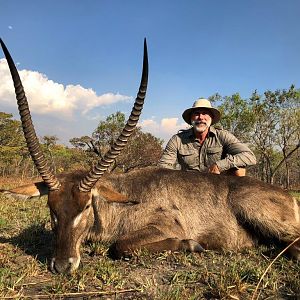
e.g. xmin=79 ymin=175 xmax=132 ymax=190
xmin=158 ymin=135 xmax=178 ymax=169
xmin=215 ymin=131 xmax=256 ymax=172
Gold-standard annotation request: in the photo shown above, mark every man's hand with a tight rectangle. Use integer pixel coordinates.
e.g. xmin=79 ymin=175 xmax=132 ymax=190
xmin=208 ymin=164 xmax=220 ymax=174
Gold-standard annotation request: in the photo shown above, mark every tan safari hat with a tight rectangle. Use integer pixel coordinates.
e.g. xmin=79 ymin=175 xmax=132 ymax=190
xmin=182 ymin=98 xmax=221 ymax=125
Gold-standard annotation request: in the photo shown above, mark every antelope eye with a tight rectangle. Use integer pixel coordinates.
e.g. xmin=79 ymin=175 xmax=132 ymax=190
xmin=85 ymin=204 xmax=91 ymax=210
xmin=52 ymin=215 xmax=58 ymax=226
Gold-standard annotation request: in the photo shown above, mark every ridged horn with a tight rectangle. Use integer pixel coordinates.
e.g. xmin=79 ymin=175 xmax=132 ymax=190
xmin=0 ymin=38 xmax=60 ymax=190
xmin=78 ymin=38 xmax=149 ymax=192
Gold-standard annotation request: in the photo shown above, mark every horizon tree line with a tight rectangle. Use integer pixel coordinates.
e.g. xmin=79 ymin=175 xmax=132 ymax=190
xmin=0 ymin=85 xmax=299 ymax=189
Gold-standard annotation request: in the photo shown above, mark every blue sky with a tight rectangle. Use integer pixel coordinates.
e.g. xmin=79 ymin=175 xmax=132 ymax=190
xmin=0 ymin=0 xmax=299 ymax=144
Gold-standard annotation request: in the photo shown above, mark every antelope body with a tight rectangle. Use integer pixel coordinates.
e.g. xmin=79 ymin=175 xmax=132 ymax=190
xmin=3 ymin=166 xmax=300 ymax=273
xmin=69 ymin=168 xmax=300 ymax=258
xmin=1 ymin=39 xmax=299 ymax=274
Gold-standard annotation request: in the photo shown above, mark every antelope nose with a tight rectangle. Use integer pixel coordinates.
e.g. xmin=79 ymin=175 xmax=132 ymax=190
xmin=50 ymin=257 xmax=81 ymax=274
xmin=50 ymin=257 xmax=71 ymax=274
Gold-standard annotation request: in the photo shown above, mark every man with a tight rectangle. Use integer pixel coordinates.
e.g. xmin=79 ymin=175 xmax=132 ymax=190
xmin=159 ymin=98 xmax=256 ymax=176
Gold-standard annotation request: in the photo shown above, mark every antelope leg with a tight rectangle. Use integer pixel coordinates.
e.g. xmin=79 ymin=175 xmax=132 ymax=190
xmin=108 ymin=225 xmax=204 ymax=259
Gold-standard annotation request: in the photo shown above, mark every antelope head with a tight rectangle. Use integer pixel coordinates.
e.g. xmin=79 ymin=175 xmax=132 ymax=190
xmin=0 ymin=38 xmax=148 ymax=273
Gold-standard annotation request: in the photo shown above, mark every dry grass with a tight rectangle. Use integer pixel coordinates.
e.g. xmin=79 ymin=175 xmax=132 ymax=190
xmin=0 ymin=177 xmax=300 ymax=299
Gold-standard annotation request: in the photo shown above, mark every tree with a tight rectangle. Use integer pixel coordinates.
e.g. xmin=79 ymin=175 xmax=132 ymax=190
xmin=84 ymin=111 xmax=164 ymax=172
xmin=0 ymin=112 xmax=29 ymax=176
xmin=0 ymin=112 xmax=24 ymax=146
xmin=271 ymin=86 xmax=300 ymax=187
xmin=210 ymin=87 xmax=300 ymax=187
xmin=216 ymin=93 xmax=254 ymax=141
xmin=93 ymin=111 xmax=125 ymax=148
xmin=117 ymin=128 xmax=163 ymax=172
xmin=248 ymin=86 xmax=300 ymax=186
xmin=70 ymin=136 xmax=102 ymax=157
xmin=41 ymin=135 xmax=59 ymax=172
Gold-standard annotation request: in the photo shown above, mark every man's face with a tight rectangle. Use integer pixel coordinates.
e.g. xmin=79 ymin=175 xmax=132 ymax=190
xmin=191 ymin=109 xmax=212 ymax=133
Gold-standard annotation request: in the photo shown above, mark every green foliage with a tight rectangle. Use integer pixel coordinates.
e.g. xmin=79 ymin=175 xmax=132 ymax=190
xmin=70 ymin=136 xmax=94 ymax=150
xmin=93 ymin=111 xmax=125 ymax=147
xmin=0 ymin=112 xmax=24 ymax=147
xmin=89 ymin=111 xmax=163 ymax=171
xmin=117 ymin=128 xmax=163 ymax=171
xmin=212 ymin=86 xmax=300 ymax=187
xmin=248 ymin=85 xmax=300 ymax=185
xmin=41 ymin=135 xmax=59 ymax=148
xmin=0 ymin=113 xmax=30 ymax=176
xmin=216 ymin=93 xmax=254 ymax=140
xmin=40 ymin=142 xmax=91 ymax=173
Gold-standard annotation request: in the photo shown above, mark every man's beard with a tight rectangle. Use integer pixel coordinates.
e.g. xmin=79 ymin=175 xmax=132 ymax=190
xmin=192 ymin=120 xmax=211 ymax=133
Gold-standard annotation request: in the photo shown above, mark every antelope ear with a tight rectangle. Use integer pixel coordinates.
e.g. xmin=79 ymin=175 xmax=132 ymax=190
xmin=95 ymin=185 xmax=130 ymax=203
xmin=0 ymin=181 xmax=49 ymax=200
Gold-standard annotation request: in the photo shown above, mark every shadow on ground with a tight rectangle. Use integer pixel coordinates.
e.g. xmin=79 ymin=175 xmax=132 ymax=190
xmin=0 ymin=224 xmax=54 ymax=264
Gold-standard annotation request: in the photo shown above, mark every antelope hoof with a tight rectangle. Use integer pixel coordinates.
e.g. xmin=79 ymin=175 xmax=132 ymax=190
xmin=182 ymin=239 xmax=205 ymax=252
xmin=108 ymin=242 xmax=132 ymax=260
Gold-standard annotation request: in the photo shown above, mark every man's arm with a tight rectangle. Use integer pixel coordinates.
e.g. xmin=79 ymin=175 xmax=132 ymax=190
xmin=158 ymin=135 xmax=179 ymax=169
xmin=214 ymin=130 xmax=256 ymax=172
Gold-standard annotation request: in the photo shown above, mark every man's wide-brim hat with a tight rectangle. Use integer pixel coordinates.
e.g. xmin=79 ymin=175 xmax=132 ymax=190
xmin=182 ymin=98 xmax=221 ymax=125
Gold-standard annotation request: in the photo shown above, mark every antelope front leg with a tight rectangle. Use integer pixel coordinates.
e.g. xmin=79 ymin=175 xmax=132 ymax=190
xmin=108 ymin=225 xmax=204 ymax=259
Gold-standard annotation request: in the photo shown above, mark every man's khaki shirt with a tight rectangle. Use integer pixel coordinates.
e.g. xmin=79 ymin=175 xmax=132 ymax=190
xmin=159 ymin=127 xmax=256 ymax=172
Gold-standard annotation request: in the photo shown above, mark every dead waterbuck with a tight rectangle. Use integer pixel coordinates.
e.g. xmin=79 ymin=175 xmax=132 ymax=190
xmin=0 ymin=39 xmax=300 ymax=274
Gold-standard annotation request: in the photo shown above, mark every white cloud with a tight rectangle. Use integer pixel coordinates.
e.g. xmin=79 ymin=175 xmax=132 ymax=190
xmin=140 ymin=117 xmax=188 ymax=142
xmin=0 ymin=58 xmax=188 ymax=145
xmin=161 ymin=118 xmax=186 ymax=135
xmin=0 ymin=58 xmax=131 ymax=119
xmin=139 ymin=119 xmax=160 ymax=131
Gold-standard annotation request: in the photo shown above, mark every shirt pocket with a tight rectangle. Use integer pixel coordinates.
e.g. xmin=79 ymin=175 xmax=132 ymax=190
xmin=206 ymin=146 xmax=223 ymax=165
xmin=179 ymin=149 xmax=199 ymax=169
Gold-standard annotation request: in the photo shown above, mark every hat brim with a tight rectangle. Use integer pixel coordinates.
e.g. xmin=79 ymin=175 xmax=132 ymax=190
xmin=182 ymin=107 xmax=221 ymax=125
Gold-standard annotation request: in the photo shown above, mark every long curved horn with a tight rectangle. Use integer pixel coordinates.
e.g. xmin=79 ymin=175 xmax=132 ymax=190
xmin=78 ymin=39 xmax=148 ymax=192
xmin=0 ymin=38 xmax=60 ymax=190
